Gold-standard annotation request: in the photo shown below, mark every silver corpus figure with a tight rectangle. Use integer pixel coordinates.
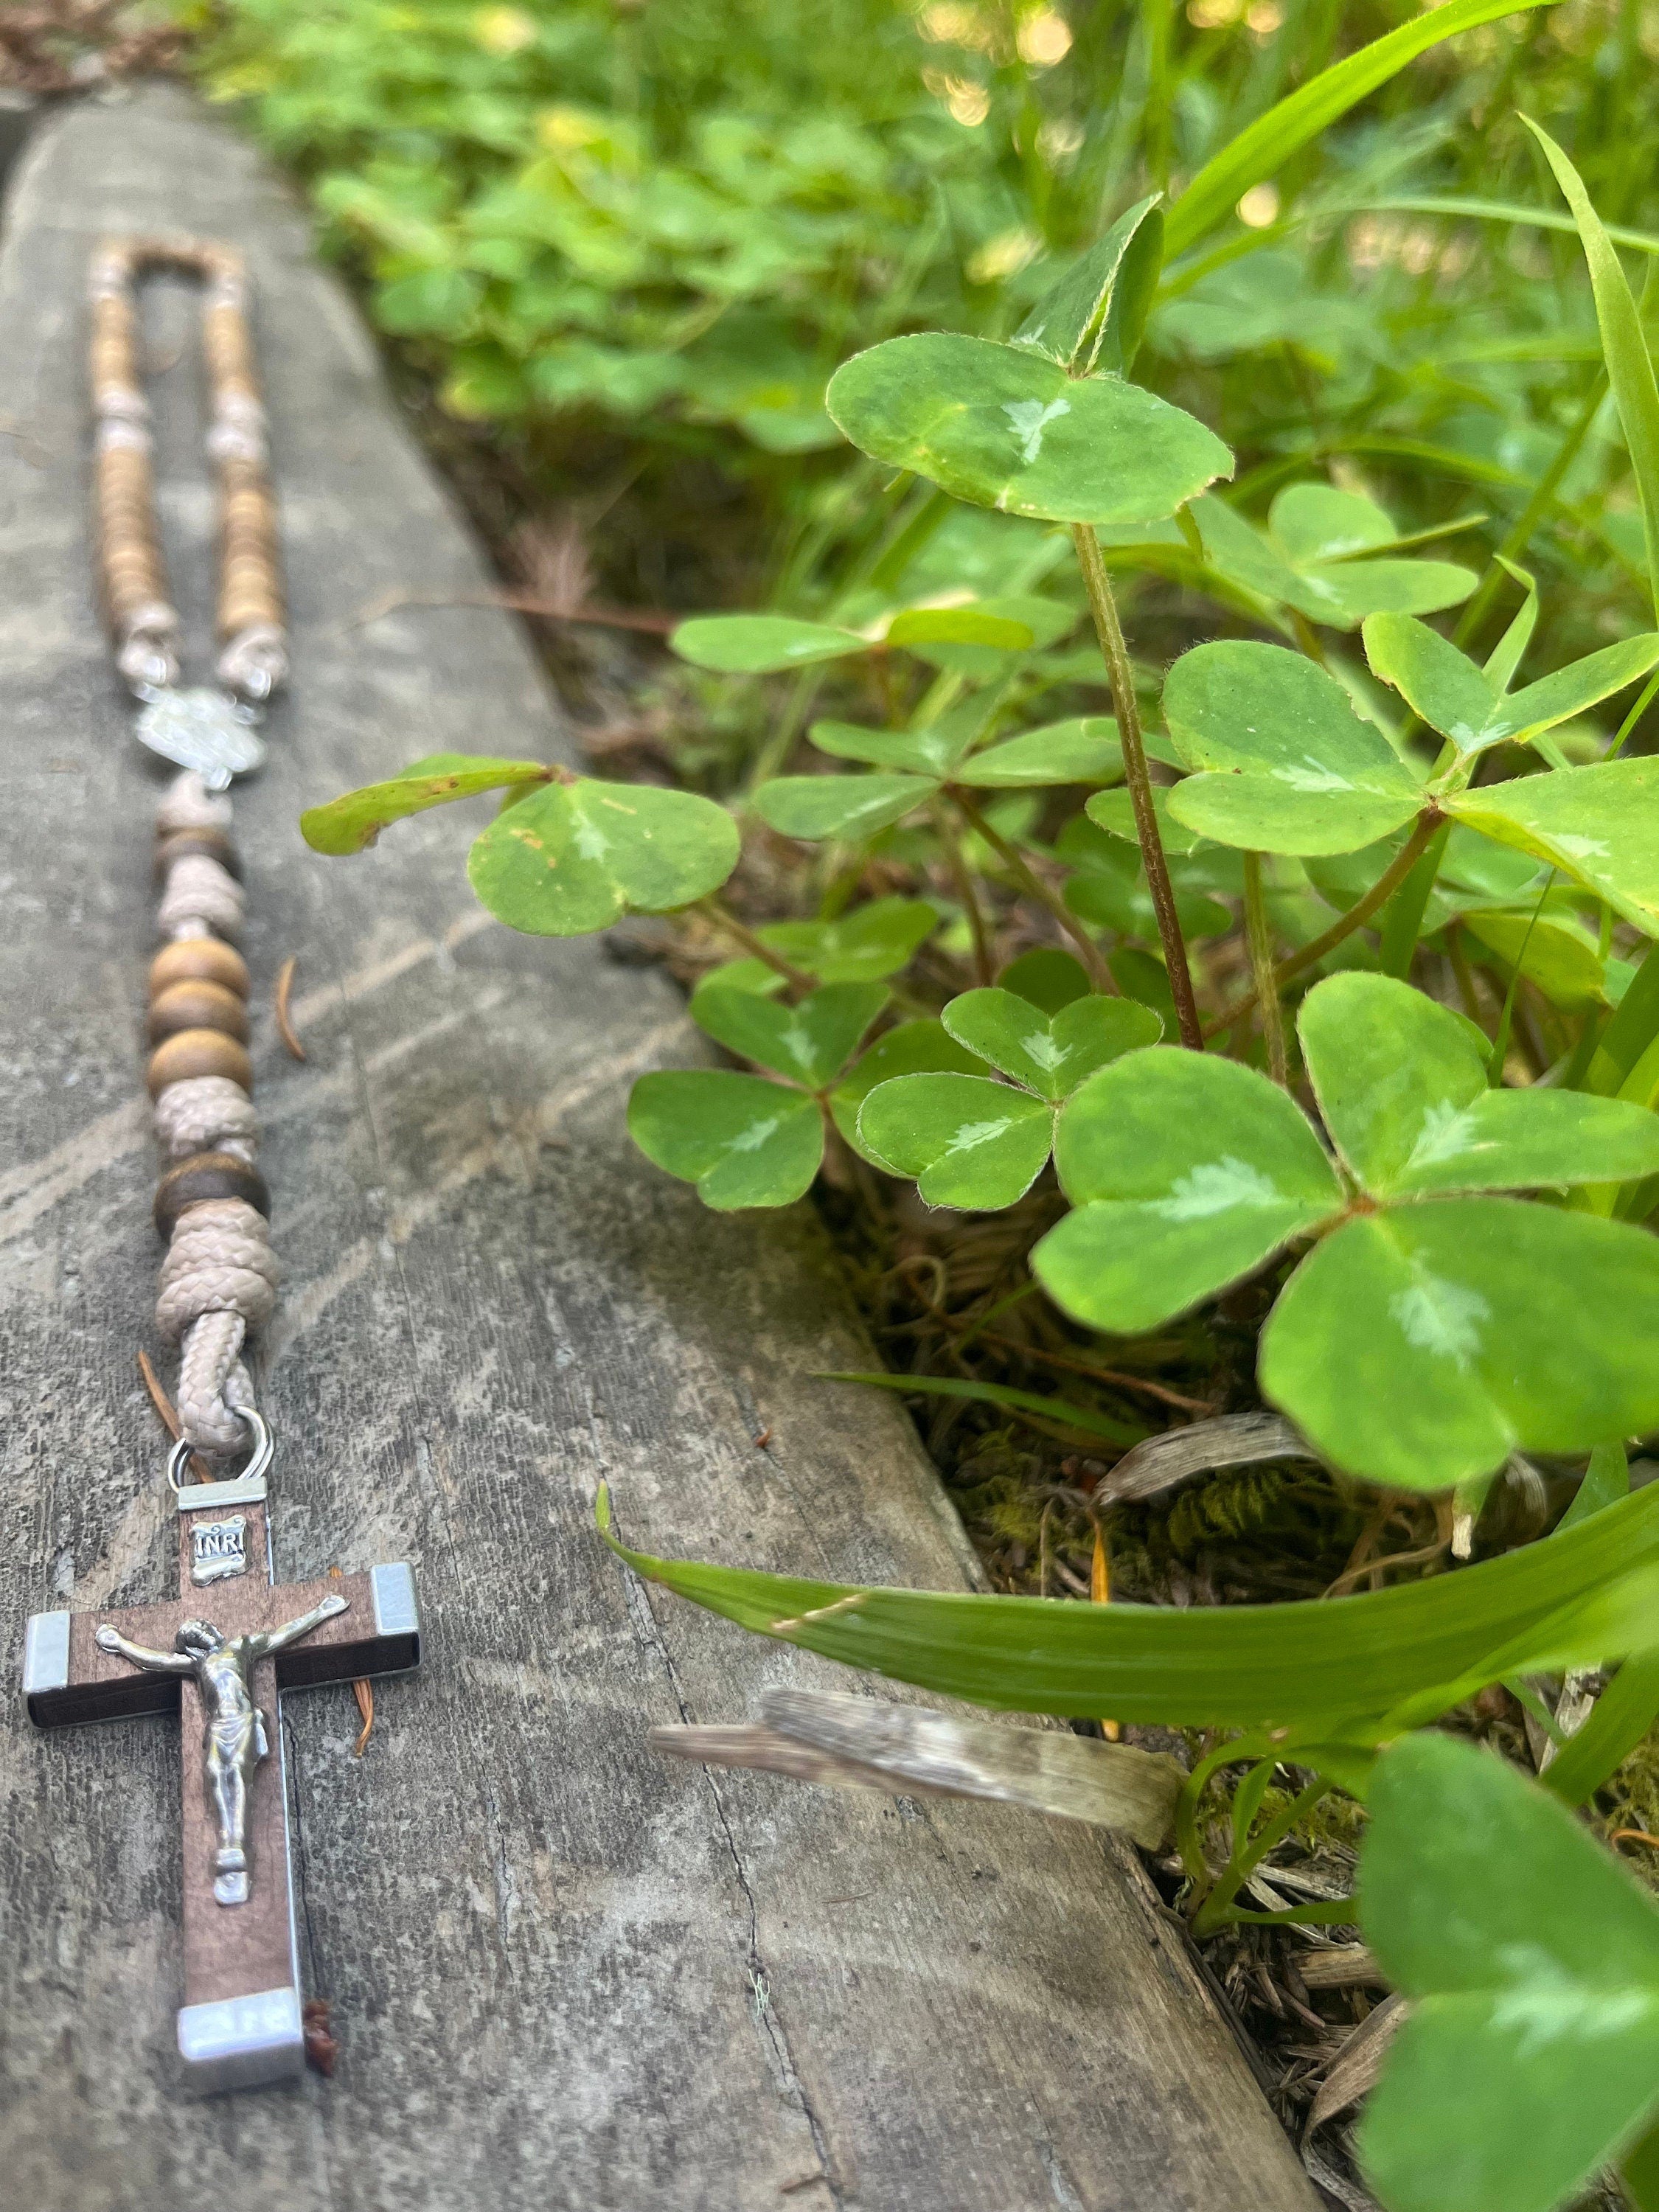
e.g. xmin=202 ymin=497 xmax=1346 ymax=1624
xmin=95 ymin=1595 xmax=349 ymax=1905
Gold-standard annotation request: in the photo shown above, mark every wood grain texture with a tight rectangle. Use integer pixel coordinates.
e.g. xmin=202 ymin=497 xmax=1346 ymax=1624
xmin=0 ymin=88 xmax=1318 ymax=2212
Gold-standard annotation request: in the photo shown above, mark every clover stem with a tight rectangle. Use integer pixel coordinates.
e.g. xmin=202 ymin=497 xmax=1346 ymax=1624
xmin=948 ymin=788 xmax=1115 ymax=995
xmin=1288 ymin=610 xmax=1329 ymax=669
xmin=1203 ymin=811 xmax=1441 ymax=1042
xmin=1071 ymin=524 xmax=1203 ymax=1046
xmin=1242 ymin=854 xmax=1287 ymax=1087
xmin=933 ymin=801 xmax=995 ymax=986
xmin=699 ymin=894 xmax=815 ymax=995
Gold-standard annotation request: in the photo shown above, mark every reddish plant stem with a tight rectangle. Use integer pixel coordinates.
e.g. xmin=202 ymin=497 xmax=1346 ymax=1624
xmin=948 ymin=789 xmax=1115 ymax=995
xmin=1071 ymin=524 xmax=1203 ymax=1047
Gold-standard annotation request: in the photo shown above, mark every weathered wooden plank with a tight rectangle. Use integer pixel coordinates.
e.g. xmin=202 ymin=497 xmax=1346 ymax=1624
xmin=0 ymin=87 xmax=1317 ymax=2211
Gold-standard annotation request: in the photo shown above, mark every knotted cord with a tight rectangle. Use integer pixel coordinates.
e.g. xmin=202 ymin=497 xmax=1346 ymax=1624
xmin=94 ymin=238 xmax=288 ymax=1456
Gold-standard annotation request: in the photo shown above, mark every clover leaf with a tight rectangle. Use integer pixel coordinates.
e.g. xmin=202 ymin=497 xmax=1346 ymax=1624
xmin=1162 ymin=640 xmax=1425 ymax=855
xmin=894 ymin=594 xmax=1077 ymax=677
xmin=826 ymin=333 xmax=1232 ymax=527
xmin=883 ymin=607 xmax=1034 ymax=652
xmin=942 ymin=988 xmax=1161 ymax=1103
xmin=670 ymin=615 xmax=869 ymax=672
xmin=1365 ymin=610 xmax=1659 ymax=755
xmin=1034 ymin=973 xmax=1659 ymax=1489
xmin=1157 ymin=641 xmax=1659 ymax=929
xmin=827 ymin=1018 xmax=985 ymax=1159
xmin=858 ymin=989 xmax=1159 ymax=1208
xmin=630 ymin=980 xmax=891 ymax=1209
xmin=995 ymin=947 xmax=1093 ymax=1012
xmin=757 ymin=897 xmax=941 ymax=983
xmin=1195 ymin=485 xmax=1477 ymax=632
xmin=692 ymin=980 xmax=886 ymax=1090
xmin=1039 ymin=1048 xmax=1344 ymax=1329
xmin=955 ymin=717 xmax=1122 ymax=787
xmin=467 ymin=776 xmax=741 ymax=934
xmin=753 ymin=773 xmax=938 ymax=841
xmin=300 ymin=753 xmax=552 ymax=854
xmin=1445 ymin=757 xmax=1659 ymax=937
xmin=626 ymin=1074 xmax=824 ymax=1209
xmin=758 ymin=712 xmax=1125 ymax=845
xmin=856 ymin=1074 xmax=1055 ymax=1209
xmin=1358 ymin=1733 xmax=1659 ymax=2212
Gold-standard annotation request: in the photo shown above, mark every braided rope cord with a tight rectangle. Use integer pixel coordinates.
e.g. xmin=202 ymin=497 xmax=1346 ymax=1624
xmin=91 ymin=234 xmax=287 ymax=700
xmin=95 ymin=237 xmax=289 ymax=1457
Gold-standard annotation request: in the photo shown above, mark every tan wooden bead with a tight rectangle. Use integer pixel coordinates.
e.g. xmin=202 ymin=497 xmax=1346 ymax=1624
xmin=148 ymin=938 xmax=250 ymax=999
xmin=147 ymin=979 xmax=250 ymax=1046
xmin=146 ymin=1029 xmax=254 ymax=1099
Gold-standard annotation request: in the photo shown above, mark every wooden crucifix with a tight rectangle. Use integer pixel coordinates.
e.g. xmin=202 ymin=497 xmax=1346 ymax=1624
xmin=24 ymin=1419 xmax=420 ymax=2093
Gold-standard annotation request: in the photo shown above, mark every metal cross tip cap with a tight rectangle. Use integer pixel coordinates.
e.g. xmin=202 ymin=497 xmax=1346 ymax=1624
xmin=176 ymin=1986 xmax=305 ymax=2095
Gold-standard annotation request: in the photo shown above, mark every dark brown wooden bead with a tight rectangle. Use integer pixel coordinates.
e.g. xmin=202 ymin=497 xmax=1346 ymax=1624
xmin=149 ymin=939 xmax=250 ymax=999
xmin=147 ymin=978 xmax=250 ymax=1046
xmin=154 ymin=829 xmax=243 ymax=883
xmin=154 ymin=1152 xmax=270 ymax=1240
xmin=146 ymin=1029 xmax=253 ymax=1099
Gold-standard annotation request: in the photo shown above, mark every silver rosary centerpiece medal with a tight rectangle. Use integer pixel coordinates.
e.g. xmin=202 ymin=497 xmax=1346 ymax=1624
xmin=136 ymin=686 xmax=267 ymax=789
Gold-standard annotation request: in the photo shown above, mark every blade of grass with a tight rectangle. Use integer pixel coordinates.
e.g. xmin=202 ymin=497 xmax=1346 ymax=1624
xmin=1164 ymin=0 xmax=1557 ymax=261
xmin=595 ymin=1481 xmax=1659 ymax=1731
xmin=816 ymin=1368 xmax=1147 ymax=1447
xmin=1526 ymin=118 xmax=1659 ymax=620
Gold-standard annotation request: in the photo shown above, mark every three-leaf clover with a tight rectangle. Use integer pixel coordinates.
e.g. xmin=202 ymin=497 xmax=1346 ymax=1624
xmin=1161 ymin=639 xmax=1659 ymax=934
xmin=1365 ymin=602 xmax=1659 ymax=759
xmin=1034 ymin=972 xmax=1659 ymax=1490
xmin=1358 ymin=1733 xmax=1659 ymax=2212
xmin=858 ymin=986 xmax=1161 ymax=1210
xmin=1195 ymin=484 xmax=1478 ymax=631
xmin=627 ymin=983 xmax=978 ymax=1209
xmin=755 ymin=712 xmax=1124 ymax=844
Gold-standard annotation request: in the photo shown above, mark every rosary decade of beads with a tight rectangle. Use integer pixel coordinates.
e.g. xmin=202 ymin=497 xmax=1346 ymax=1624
xmin=146 ymin=770 xmax=279 ymax=1458
xmin=91 ymin=234 xmax=287 ymax=702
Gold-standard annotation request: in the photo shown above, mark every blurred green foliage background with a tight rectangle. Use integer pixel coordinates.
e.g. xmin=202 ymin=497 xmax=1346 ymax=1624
xmin=170 ymin=1 xmax=1659 ymax=670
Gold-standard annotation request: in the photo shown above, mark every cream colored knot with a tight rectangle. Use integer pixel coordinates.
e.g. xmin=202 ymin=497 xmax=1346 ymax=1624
xmin=206 ymin=419 xmax=268 ymax=467
xmin=97 ymin=420 xmax=153 ymax=456
xmin=217 ymin=624 xmax=287 ymax=700
xmin=157 ymin=852 xmax=244 ymax=939
xmin=116 ymin=613 xmax=182 ymax=695
xmin=156 ymin=769 xmax=234 ymax=837
xmin=175 ymin=1311 xmax=257 ymax=1456
xmin=155 ymin=1196 xmax=279 ymax=1343
xmin=153 ymin=1076 xmax=259 ymax=1164
xmin=97 ymin=384 xmax=150 ymax=424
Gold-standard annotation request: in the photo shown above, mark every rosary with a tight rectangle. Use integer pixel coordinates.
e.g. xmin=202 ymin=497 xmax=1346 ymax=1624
xmin=21 ymin=237 xmax=422 ymax=2093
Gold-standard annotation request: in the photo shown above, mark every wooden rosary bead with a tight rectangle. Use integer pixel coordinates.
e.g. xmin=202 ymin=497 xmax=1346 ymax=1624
xmin=153 ymin=1151 xmax=270 ymax=1240
xmin=153 ymin=827 xmax=243 ymax=882
xmin=147 ymin=978 xmax=250 ymax=1046
xmin=149 ymin=938 xmax=249 ymax=998
xmin=146 ymin=1028 xmax=253 ymax=1099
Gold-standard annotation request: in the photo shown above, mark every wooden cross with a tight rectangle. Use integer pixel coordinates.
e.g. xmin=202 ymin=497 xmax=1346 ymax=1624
xmin=23 ymin=1450 xmax=419 ymax=2092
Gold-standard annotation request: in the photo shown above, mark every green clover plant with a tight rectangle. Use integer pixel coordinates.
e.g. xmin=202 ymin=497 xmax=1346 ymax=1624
xmin=1358 ymin=1734 xmax=1659 ymax=2212
xmin=296 ymin=35 xmax=1659 ymax=2204
xmin=1032 ymin=973 xmax=1659 ymax=1490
